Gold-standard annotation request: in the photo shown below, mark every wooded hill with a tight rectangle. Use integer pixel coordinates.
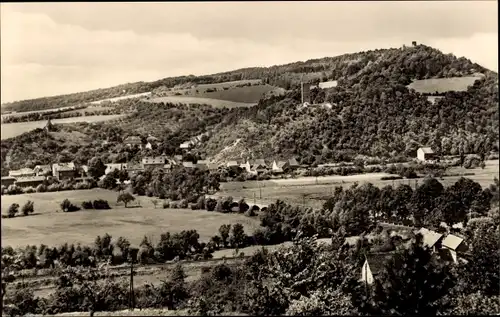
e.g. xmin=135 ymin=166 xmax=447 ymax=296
xmin=1 ymin=44 xmax=498 ymax=168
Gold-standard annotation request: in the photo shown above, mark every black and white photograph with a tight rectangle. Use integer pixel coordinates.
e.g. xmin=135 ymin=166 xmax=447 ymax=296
xmin=1 ymin=1 xmax=499 ymax=316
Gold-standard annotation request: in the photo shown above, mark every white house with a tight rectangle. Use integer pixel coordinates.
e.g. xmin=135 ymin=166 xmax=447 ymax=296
xmin=417 ymin=147 xmax=437 ymax=162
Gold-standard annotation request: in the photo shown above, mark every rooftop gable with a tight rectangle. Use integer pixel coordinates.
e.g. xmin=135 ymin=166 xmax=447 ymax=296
xmin=442 ymin=234 xmax=465 ymax=251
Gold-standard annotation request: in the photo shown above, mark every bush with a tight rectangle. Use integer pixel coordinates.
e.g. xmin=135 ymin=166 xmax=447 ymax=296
xmin=36 ymin=184 xmax=47 ymax=193
xmin=6 ymin=185 xmax=23 ymax=195
xmin=7 ymin=203 xmax=19 ymax=218
xmin=196 ymin=196 xmax=206 ymax=210
xmin=93 ymin=199 xmax=111 ymax=210
xmin=47 ymin=183 xmax=61 ymax=192
xmin=21 ymin=201 xmax=35 ymax=216
xmin=163 ymin=202 xmax=169 ymax=209
xmin=245 ymin=208 xmax=257 ymax=217
xmin=205 ymin=198 xmax=217 ymax=211
xmin=381 ymin=176 xmax=403 ymax=181
xmin=81 ymin=200 xmax=94 ymax=209
xmin=170 ymin=201 xmax=179 ymax=209
xmin=60 ymin=199 xmax=80 ymax=212
xmin=1 ymin=185 xmax=5 ymax=195
xmin=190 ymin=203 xmax=199 ymax=210
xmin=75 ymin=182 xmax=90 ymax=190
xmin=23 ymin=186 xmax=35 ymax=194
xmin=179 ymin=199 xmax=188 ymax=209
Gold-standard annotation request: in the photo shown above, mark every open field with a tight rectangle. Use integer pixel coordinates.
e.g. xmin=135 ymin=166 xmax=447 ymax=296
xmin=407 ymin=76 xmax=482 ymax=93
xmin=195 ymin=79 xmax=262 ymax=89
xmin=1 ymin=189 xmax=260 ymax=248
xmin=89 ymin=92 xmax=152 ymax=105
xmin=1 ymin=106 xmax=82 ymax=119
xmin=196 ymin=84 xmax=280 ymax=103
xmin=0 ymin=115 xmax=125 ymax=140
xmin=218 ymin=161 xmax=499 ymax=209
xmin=65 ymin=105 xmax=114 ymax=115
xmin=146 ymin=96 xmax=256 ymax=108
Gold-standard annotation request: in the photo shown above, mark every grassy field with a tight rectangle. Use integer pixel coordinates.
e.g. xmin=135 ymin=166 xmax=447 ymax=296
xmin=0 ymin=115 xmax=125 ymax=140
xmin=65 ymin=105 xmax=114 ymax=115
xmin=407 ymin=76 xmax=482 ymax=93
xmin=195 ymin=84 xmax=278 ymax=103
xmin=218 ymin=160 xmax=499 ymax=209
xmin=196 ymin=79 xmax=262 ymax=89
xmin=146 ymin=96 xmax=256 ymax=108
xmin=1 ymin=189 xmax=260 ymax=248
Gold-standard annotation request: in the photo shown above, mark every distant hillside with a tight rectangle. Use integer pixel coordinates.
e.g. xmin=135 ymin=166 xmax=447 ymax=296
xmin=1 ymin=44 xmax=498 ymax=171
xmin=3 ymin=44 xmax=491 ymax=114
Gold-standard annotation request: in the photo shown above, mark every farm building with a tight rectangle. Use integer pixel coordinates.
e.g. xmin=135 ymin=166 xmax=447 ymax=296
xmin=252 ymin=159 xmax=269 ymax=174
xmin=105 ymin=163 xmax=126 ymax=175
xmin=180 ymin=141 xmax=194 ymax=149
xmin=1 ymin=176 xmax=17 ymax=187
xmin=34 ymin=165 xmax=52 ymax=176
xmin=226 ymin=161 xmax=240 ymax=169
xmin=360 ymin=253 xmax=395 ymax=285
xmin=9 ymin=168 xmax=36 ymax=178
xmin=124 ymin=163 xmax=144 ymax=176
xmin=441 ymin=234 xmax=468 ymax=263
xmin=196 ymin=160 xmax=209 ymax=170
xmin=417 ymin=228 xmax=444 ymax=253
xmin=288 ymin=157 xmax=300 ymax=169
xmin=417 ymin=147 xmax=437 ymax=162
xmin=52 ymin=162 xmax=77 ymax=180
xmin=207 ymin=163 xmax=219 ymax=171
xmin=123 ymin=136 xmax=143 ymax=149
xmin=272 ymin=160 xmax=288 ymax=174
xmin=142 ymin=156 xmax=166 ymax=169
xmin=15 ymin=176 xmax=46 ymax=188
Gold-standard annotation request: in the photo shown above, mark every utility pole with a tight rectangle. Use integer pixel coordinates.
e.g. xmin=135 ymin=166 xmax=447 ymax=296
xmin=129 ymin=260 xmax=135 ymax=311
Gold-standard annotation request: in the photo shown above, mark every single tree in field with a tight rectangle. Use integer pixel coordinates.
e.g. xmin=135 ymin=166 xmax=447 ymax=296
xmin=117 ymin=192 xmax=135 ymax=208
xmin=218 ymin=224 xmax=231 ymax=248
xmin=7 ymin=203 xmax=19 ymax=218
xmin=21 ymin=201 xmax=35 ymax=216
xmin=229 ymin=223 xmax=247 ymax=248
xmin=87 ymin=157 xmax=107 ymax=180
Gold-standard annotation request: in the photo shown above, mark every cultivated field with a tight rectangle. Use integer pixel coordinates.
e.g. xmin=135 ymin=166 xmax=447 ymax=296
xmin=146 ymin=96 xmax=256 ymax=108
xmin=89 ymin=92 xmax=152 ymax=105
xmin=195 ymin=79 xmax=262 ymax=89
xmin=407 ymin=76 xmax=482 ymax=93
xmin=218 ymin=160 xmax=499 ymax=209
xmin=0 ymin=115 xmax=125 ymax=140
xmin=1 ymin=189 xmax=260 ymax=248
xmin=196 ymin=84 xmax=278 ymax=103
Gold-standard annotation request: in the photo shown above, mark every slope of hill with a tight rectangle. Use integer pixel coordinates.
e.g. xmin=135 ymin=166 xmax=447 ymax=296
xmin=197 ymin=45 xmax=498 ymax=163
xmin=4 ymin=44 xmax=490 ymax=114
xmin=1 ymin=44 xmax=498 ymax=171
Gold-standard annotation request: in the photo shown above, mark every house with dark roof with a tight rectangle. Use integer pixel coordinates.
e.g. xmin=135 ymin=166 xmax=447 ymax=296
xmin=15 ymin=176 xmax=46 ymax=188
xmin=34 ymin=165 xmax=52 ymax=176
xmin=417 ymin=147 xmax=437 ymax=162
xmin=52 ymin=162 xmax=76 ymax=180
xmin=1 ymin=176 xmax=17 ymax=187
xmin=271 ymin=160 xmax=288 ymax=173
xmin=123 ymin=136 xmax=143 ymax=149
xmin=142 ymin=156 xmax=166 ymax=169
xmin=360 ymin=253 xmax=395 ymax=285
xmin=441 ymin=234 xmax=468 ymax=263
xmin=288 ymin=157 xmax=300 ymax=169
xmin=252 ymin=159 xmax=269 ymax=174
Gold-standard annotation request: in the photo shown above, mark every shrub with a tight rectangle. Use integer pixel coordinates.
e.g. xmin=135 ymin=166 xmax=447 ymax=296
xmin=81 ymin=200 xmax=94 ymax=209
xmin=196 ymin=196 xmax=206 ymax=210
xmin=47 ymin=183 xmax=61 ymax=192
xmin=170 ymin=201 xmax=179 ymax=209
xmin=7 ymin=203 xmax=19 ymax=218
xmin=23 ymin=186 xmax=35 ymax=194
xmin=179 ymin=199 xmax=188 ymax=209
xmin=36 ymin=184 xmax=47 ymax=193
xmin=245 ymin=208 xmax=256 ymax=217
xmin=6 ymin=185 xmax=23 ymax=195
xmin=381 ymin=176 xmax=403 ymax=181
xmin=93 ymin=199 xmax=110 ymax=210
xmin=190 ymin=203 xmax=199 ymax=210
xmin=75 ymin=182 xmax=90 ymax=190
xmin=21 ymin=201 xmax=35 ymax=216
xmin=60 ymin=199 xmax=80 ymax=212
xmin=1 ymin=185 xmax=5 ymax=195
xmin=206 ymin=198 xmax=217 ymax=211
xmin=163 ymin=202 xmax=169 ymax=209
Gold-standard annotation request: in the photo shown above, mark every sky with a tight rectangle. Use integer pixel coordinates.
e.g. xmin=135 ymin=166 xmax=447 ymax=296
xmin=1 ymin=1 xmax=498 ymax=103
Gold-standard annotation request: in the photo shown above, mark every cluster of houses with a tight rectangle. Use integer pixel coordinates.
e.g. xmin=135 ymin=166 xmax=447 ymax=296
xmin=1 ymin=162 xmax=84 ymax=188
xmin=360 ymin=227 xmax=468 ymax=285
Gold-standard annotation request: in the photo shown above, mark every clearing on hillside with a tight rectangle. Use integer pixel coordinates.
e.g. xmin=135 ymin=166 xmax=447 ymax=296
xmin=0 ymin=115 xmax=125 ymax=140
xmin=146 ymin=96 xmax=256 ymax=108
xmin=195 ymin=84 xmax=281 ymax=103
xmin=1 ymin=189 xmax=260 ymax=248
xmin=407 ymin=76 xmax=483 ymax=94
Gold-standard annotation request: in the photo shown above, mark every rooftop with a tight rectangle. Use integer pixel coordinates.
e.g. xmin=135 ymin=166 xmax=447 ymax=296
xmin=417 ymin=228 xmax=443 ymax=248
xmin=442 ymin=234 xmax=464 ymax=250
xmin=419 ymin=147 xmax=435 ymax=154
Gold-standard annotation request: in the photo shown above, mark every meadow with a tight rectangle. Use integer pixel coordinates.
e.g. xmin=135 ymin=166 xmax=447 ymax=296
xmin=407 ymin=76 xmax=482 ymax=93
xmin=0 ymin=115 xmax=125 ymax=140
xmin=195 ymin=84 xmax=281 ymax=103
xmin=146 ymin=96 xmax=256 ymax=108
xmin=217 ymin=160 xmax=499 ymax=209
xmin=1 ymin=189 xmax=260 ymax=248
